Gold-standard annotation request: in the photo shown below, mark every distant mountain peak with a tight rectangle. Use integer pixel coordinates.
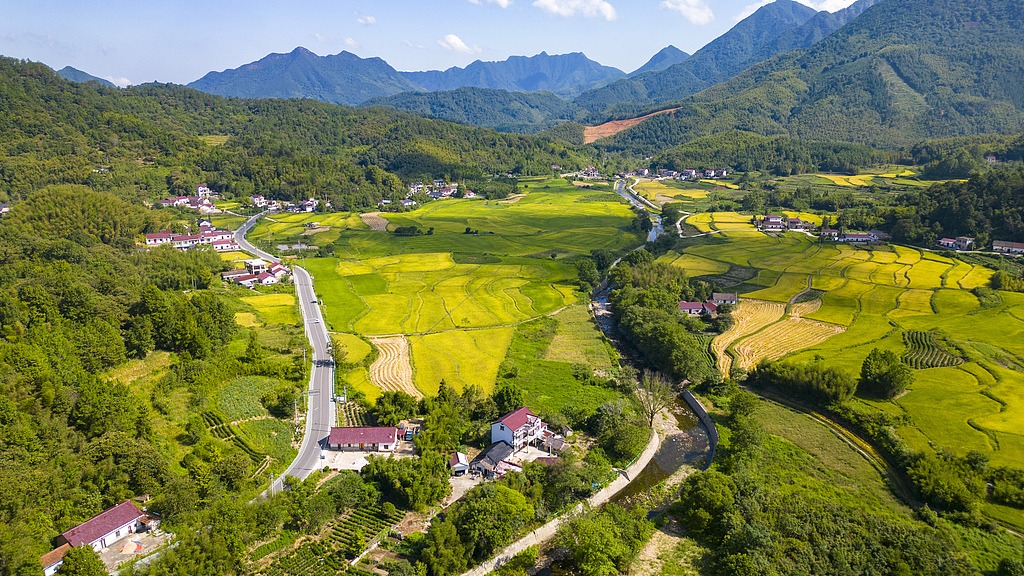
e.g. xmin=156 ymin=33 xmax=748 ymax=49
xmin=56 ymin=66 xmax=116 ymax=88
xmin=630 ymin=45 xmax=690 ymax=76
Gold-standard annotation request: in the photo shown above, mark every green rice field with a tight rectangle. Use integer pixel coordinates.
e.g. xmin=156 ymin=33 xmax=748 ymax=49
xmin=309 ymin=178 xmax=640 ymax=396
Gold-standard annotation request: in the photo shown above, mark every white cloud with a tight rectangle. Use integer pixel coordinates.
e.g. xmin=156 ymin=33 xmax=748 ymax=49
xmin=733 ymin=0 xmax=773 ymax=21
xmin=356 ymin=15 xmax=376 ymax=25
xmin=660 ymin=0 xmax=713 ymax=25
xmin=532 ymin=0 xmax=617 ymax=21
xmin=469 ymin=0 xmax=512 ymax=6
xmin=344 ymin=37 xmax=358 ymax=49
xmin=105 ymin=76 xmax=131 ymax=87
xmin=436 ymin=34 xmax=480 ymax=54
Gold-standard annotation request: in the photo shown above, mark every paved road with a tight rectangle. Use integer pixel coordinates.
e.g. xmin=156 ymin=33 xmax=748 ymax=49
xmin=235 ymin=213 xmax=335 ymax=494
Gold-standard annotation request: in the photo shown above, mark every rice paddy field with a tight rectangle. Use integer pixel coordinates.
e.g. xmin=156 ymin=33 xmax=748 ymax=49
xmin=670 ymin=227 xmax=1024 ymax=469
xmin=249 ymin=211 xmax=369 ymax=246
xmin=309 ymin=178 xmax=639 ymax=396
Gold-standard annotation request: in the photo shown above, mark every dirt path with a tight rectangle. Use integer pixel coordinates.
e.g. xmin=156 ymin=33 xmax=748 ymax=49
xmin=360 ymin=212 xmax=389 ymax=232
xmin=583 ymin=108 xmax=679 ymax=144
xmin=367 ymin=336 xmax=422 ymax=398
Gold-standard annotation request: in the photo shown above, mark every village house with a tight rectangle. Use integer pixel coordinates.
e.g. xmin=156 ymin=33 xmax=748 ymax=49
xmin=327 ymin=426 xmax=398 ymax=452
xmin=993 ymin=240 xmax=1024 ymax=255
xmin=196 ymin=185 xmax=212 ymax=198
xmin=758 ymin=214 xmax=787 ymax=232
xmin=0 ymin=203 xmax=10 ymax=216
xmin=245 ymin=259 xmax=268 ymax=275
xmin=158 ymin=195 xmax=216 ymax=213
xmin=143 ymin=228 xmax=237 ymax=251
xmin=41 ymin=500 xmax=147 ymax=575
xmin=251 ymin=194 xmax=268 ymax=208
xmin=471 ymin=441 xmax=521 ymax=479
xmin=682 ymin=169 xmax=698 ymax=179
xmin=836 ymin=232 xmax=876 ymax=243
xmin=787 ymin=217 xmax=813 ymax=231
xmin=449 ymin=452 xmax=470 ymax=476
xmin=820 ymin=228 xmax=840 ymax=240
xmin=938 ymin=236 xmax=975 ymax=251
xmin=679 ymin=300 xmax=719 ymax=317
xmin=712 ymin=292 xmax=739 ymax=305
xmin=491 ymin=407 xmax=546 ymax=452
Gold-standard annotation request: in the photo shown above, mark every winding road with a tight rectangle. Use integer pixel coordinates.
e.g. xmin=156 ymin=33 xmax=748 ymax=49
xmin=235 ymin=212 xmax=335 ymax=494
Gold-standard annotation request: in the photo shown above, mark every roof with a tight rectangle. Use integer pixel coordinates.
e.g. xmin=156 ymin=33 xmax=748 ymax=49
xmin=534 ymin=456 xmax=560 ymax=466
xmin=478 ymin=441 xmax=514 ymax=466
xmin=844 ymin=233 xmax=874 ymax=238
xmin=449 ymin=452 xmax=469 ymax=468
xmin=60 ymin=500 xmax=143 ymax=547
xmin=994 ymin=240 xmax=1024 ymax=249
xmin=496 ymin=407 xmax=537 ymax=432
xmin=40 ymin=543 xmax=71 ymax=569
xmin=765 ymin=214 xmax=783 ymax=219
xmin=821 ymin=228 xmax=839 ymax=234
xmin=703 ymin=301 xmax=718 ymax=313
xmin=678 ymin=301 xmax=704 ymax=312
xmin=328 ymin=426 xmax=397 ymax=446
xmin=712 ymin=292 xmax=737 ymax=301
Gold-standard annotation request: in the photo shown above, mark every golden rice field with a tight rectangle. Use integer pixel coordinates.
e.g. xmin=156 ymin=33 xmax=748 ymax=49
xmin=241 ymin=293 xmax=299 ymax=325
xmin=677 ymin=226 xmax=1024 ymax=467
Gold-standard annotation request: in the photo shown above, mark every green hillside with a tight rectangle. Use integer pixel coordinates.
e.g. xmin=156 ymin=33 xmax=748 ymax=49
xmin=605 ymin=0 xmax=1024 ymax=153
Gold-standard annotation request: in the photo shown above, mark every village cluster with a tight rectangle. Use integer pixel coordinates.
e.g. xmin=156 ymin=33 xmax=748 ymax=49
xmin=324 ymin=407 xmax=567 ymax=480
xmin=377 ymin=179 xmax=476 ymax=209
xmin=625 ymin=167 xmax=729 ymax=180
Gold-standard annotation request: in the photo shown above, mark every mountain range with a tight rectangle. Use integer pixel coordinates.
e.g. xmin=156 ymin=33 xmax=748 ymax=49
xmin=607 ymin=0 xmax=1024 ymax=152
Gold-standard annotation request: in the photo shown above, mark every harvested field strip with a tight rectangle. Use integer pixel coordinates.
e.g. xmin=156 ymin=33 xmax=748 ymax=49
xmin=790 ymin=299 xmax=822 ymax=318
xmin=732 ymin=317 xmax=845 ymax=370
xmin=367 ymin=336 xmax=421 ymax=398
xmin=903 ymin=330 xmax=964 ymax=369
xmin=359 ymin=212 xmax=389 ymax=232
xmin=711 ymin=299 xmax=786 ymax=375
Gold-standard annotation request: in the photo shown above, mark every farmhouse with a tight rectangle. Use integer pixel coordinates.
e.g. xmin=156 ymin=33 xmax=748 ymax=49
xmin=758 ymin=214 xmax=787 ymax=232
xmin=787 ymin=218 xmax=813 ymax=231
xmin=41 ymin=500 xmax=147 ymax=575
xmin=449 ymin=452 xmax=470 ymax=476
xmin=491 ymin=407 xmax=546 ymax=452
xmin=938 ymin=236 xmax=975 ymax=251
xmin=837 ymin=232 xmax=876 ymax=243
xmin=0 ymin=203 xmax=10 ymax=216
xmin=245 ymin=259 xmax=268 ymax=274
xmin=712 ymin=293 xmax=738 ymax=305
xmin=471 ymin=441 xmax=521 ymax=478
xmin=993 ymin=240 xmax=1024 ymax=255
xmin=251 ymin=194 xmax=268 ymax=208
xmin=820 ymin=228 xmax=840 ymax=240
xmin=143 ymin=228 xmax=238 ymax=251
xmin=679 ymin=301 xmax=718 ymax=317
xmin=327 ymin=426 xmax=398 ymax=452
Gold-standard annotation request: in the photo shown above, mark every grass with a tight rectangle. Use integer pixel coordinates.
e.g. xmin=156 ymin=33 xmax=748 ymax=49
xmin=543 ymin=305 xmax=616 ymax=370
xmin=499 ymin=317 xmax=621 ymax=418
xmin=218 ymin=376 xmax=280 ymax=420
xmin=332 ymin=333 xmax=372 ymax=365
xmin=237 ymin=418 xmax=297 ymax=468
xmin=242 ymin=293 xmax=300 ymax=326
xmin=199 ymin=135 xmax=230 ymax=146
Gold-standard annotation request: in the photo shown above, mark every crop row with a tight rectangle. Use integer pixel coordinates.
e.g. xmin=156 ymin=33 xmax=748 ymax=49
xmin=903 ymin=330 xmax=963 ymax=369
xmin=338 ymin=402 xmax=372 ymax=427
xmin=203 ymin=411 xmax=264 ymax=461
xmin=259 ymin=541 xmax=350 ymax=576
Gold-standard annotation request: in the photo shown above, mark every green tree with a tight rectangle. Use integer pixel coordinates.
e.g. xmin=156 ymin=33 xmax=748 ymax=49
xmin=57 ymin=546 xmax=107 ymax=576
xmin=859 ymin=348 xmax=914 ymax=399
xmin=492 ymin=383 xmax=525 ymax=416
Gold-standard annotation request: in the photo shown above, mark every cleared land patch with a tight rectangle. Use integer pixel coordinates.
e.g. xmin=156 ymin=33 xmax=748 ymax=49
xmin=359 ymin=212 xmax=389 ymax=232
xmin=242 ymin=293 xmax=299 ymax=325
xmin=543 ymin=305 xmax=615 ymax=370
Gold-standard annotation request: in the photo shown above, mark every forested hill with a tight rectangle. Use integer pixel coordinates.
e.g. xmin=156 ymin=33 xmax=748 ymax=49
xmin=0 ymin=57 xmax=595 ymax=208
xmin=188 ymin=47 xmax=421 ymax=106
xmin=56 ymin=66 xmax=116 ymax=88
xmin=365 ymin=87 xmax=587 ymax=133
xmin=603 ymin=0 xmax=1024 ymax=154
xmin=574 ymin=0 xmax=834 ymax=120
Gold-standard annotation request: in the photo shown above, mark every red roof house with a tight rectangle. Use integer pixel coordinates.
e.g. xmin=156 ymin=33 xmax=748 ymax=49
xmin=58 ymin=500 xmax=144 ymax=551
xmin=327 ymin=426 xmax=397 ymax=452
xmin=491 ymin=407 xmax=546 ymax=452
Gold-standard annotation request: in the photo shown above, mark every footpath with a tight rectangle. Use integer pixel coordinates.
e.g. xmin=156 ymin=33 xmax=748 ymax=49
xmin=460 ymin=422 xmax=662 ymax=576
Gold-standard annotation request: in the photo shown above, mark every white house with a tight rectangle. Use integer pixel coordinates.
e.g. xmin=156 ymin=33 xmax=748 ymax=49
xmin=327 ymin=426 xmax=397 ymax=452
xmin=993 ymin=240 xmax=1024 ymax=255
xmin=711 ymin=293 xmax=739 ymax=306
xmin=42 ymin=500 xmax=146 ymax=575
xmin=449 ymin=452 xmax=470 ymax=476
xmin=490 ymin=407 xmax=546 ymax=452
xmin=245 ymin=259 xmax=268 ymax=275
xmin=251 ymin=195 xmax=268 ymax=208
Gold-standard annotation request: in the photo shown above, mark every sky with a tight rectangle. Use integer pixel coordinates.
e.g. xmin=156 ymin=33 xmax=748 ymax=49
xmin=1 ymin=0 xmax=858 ymax=87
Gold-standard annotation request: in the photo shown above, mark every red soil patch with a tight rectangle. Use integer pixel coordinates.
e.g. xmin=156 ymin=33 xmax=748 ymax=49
xmin=582 ymin=108 xmax=679 ymax=144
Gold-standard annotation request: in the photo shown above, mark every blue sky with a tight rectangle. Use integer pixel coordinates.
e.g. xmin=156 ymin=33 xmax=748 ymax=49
xmin=1 ymin=0 xmax=856 ymax=86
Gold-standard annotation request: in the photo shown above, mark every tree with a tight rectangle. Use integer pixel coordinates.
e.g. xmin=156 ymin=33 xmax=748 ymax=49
xmin=631 ymin=370 xmax=675 ymax=428
xmin=57 ymin=546 xmax=107 ymax=576
xmin=859 ymin=348 xmax=914 ymax=399
xmin=998 ymin=559 xmax=1024 ymax=576
xmin=492 ymin=383 xmax=525 ymax=416
xmin=374 ymin=391 xmax=419 ymax=426
xmin=575 ymin=259 xmax=600 ymax=290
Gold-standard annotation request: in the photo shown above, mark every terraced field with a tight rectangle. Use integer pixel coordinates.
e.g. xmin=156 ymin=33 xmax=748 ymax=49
xmin=673 ymin=227 xmax=1024 ymax=467
xmin=314 ymin=178 xmax=639 ymax=396
xmin=367 ymin=336 xmax=420 ymax=398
